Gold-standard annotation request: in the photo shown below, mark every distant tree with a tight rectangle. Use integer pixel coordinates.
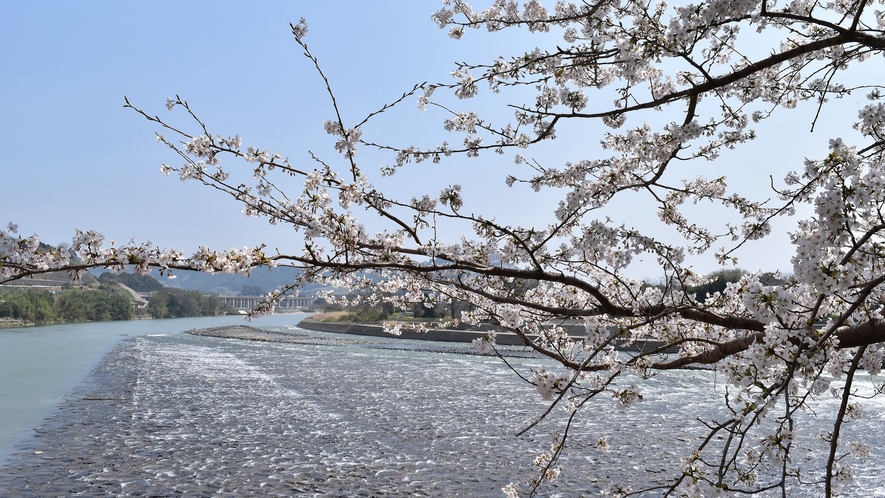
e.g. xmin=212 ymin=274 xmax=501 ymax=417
xmin=146 ymin=292 xmax=168 ymax=319
xmin=0 ymin=290 xmax=54 ymax=323
xmin=408 ymin=294 xmax=458 ymax=319
xmin=0 ymin=288 xmax=131 ymax=323
xmin=54 ymin=289 xmax=132 ymax=322
xmin=200 ymin=293 xmax=221 ymax=315
xmin=98 ymin=271 xmax=164 ymax=292
xmin=239 ymin=284 xmax=267 ymax=296
xmin=689 ymin=268 xmax=746 ymax=303
xmin=411 ymin=300 xmax=440 ymax=319
xmin=147 ymin=289 xmax=228 ymax=318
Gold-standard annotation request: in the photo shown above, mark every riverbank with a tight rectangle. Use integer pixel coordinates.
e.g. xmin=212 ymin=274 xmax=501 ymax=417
xmin=185 ymin=318 xmax=678 ymax=353
xmin=0 ymin=318 xmax=28 ymax=328
xmin=184 ymin=324 xmax=548 ymax=358
xmin=298 ymin=317 xmax=678 ymax=353
xmin=298 ymin=318 xmax=533 ymax=345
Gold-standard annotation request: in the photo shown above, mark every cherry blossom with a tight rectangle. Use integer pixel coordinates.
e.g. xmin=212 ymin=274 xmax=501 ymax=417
xmin=5 ymin=2 xmax=885 ymax=495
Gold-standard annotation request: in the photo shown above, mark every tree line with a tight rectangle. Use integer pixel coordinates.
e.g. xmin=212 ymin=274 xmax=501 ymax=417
xmin=146 ymin=288 xmax=232 ymax=319
xmin=0 ymin=286 xmax=132 ymax=324
xmin=98 ymin=272 xmax=234 ymax=319
xmin=1 ymin=273 xmax=235 ymax=324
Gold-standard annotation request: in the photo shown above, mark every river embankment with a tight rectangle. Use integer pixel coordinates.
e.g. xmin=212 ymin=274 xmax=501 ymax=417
xmin=297 ymin=317 xmax=532 ymax=345
xmin=297 ymin=316 xmax=677 ymax=353
xmin=186 ymin=317 xmax=678 ymax=353
xmin=184 ymin=323 xmax=546 ymax=358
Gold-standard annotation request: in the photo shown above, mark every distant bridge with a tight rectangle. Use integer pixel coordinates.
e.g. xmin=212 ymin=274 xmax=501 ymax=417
xmin=217 ymin=295 xmax=318 ymax=311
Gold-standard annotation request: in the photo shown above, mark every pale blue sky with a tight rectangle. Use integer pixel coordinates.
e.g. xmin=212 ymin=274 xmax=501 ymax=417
xmin=0 ymin=1 xmax=869 ymax=279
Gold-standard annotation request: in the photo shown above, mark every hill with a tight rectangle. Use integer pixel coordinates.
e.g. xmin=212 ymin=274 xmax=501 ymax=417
xmin=90 ymin=266 xmax=327 ymax=296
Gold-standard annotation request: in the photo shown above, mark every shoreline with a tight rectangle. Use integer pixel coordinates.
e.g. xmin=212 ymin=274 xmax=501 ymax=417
xmin=184 ymin=319 xmax=678 ymax=354
xmin=297 ymin=318 xmax=533 ymax=345
xmin=183 ymin=324 xmax=546 ymax=358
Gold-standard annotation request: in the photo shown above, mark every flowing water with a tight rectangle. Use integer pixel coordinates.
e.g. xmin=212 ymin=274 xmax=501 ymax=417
xmin=2 ymin=315 xmax=885 ymax=496
xmin=0 ymin=314 xmax=301 ymax=465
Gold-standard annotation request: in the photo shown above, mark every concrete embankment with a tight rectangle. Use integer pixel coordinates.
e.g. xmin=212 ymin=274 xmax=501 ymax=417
xmin=188 ymin=320 xmax=677 ymax=354
xmin=297 ymin=319 xmax=677 ymax=353
xmin=297 ymin=319 xmax=533 ymax=345
xmin=185 ymin=322 xmax=531 ymax=346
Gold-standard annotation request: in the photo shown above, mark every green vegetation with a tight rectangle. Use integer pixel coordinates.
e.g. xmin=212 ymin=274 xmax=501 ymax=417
xmin=54 ymin=287 xmax=133 ymax=322
xmin=0 ymin=270 xmax=241 ymax=325
xmin=0 ymin=290 xmax=54 ymax=323
xmin=336 ymin=302 xmax=395 ymax=323
xmin=97 ymin=272 xmax=165 ymax=292
xmin=147 ymin=288 xmax=232 ymax=318
xmin=239 ymin=284 xmax=268 ymax=296
xmin=688 ymin=269 xmax=746 ymax=303
xmin=0 ymin=286 xmax=132 ymax=324
xmin=319 ymin=293 xmax=470 ymax=323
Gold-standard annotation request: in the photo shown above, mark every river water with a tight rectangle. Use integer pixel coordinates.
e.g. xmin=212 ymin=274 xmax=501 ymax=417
xmin=2 ymin=315 xmax=885 ymax=496
xmin=0 ymin=314 xmax=302 ymax=465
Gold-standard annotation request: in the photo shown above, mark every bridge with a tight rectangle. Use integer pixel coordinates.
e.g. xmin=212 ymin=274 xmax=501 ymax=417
xmin=217 ymin=295 xmax=318 ymax=311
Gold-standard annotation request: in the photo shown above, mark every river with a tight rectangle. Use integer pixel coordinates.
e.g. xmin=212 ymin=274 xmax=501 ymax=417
xmin=2 ymin=315 xmax=885 ymax=496
xmin=0 ymin=313 xmax=304 ymax=465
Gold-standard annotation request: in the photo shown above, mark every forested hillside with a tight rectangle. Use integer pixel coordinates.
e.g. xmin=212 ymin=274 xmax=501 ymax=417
xmin=146 ymin=288 xmax=232 ymax=319
xmin=0 ymin=287 xmax=132 ymax=324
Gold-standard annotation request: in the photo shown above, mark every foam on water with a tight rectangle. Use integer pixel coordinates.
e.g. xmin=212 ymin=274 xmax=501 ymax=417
xmin=155 ymin=333 xmax=885 ymax=495
xmin=3 ymin=322 xmax=885 ymax=496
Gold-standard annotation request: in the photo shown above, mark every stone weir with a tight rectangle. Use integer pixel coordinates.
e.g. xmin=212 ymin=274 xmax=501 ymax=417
xmin=297 ymin=319 xmax=678 ymax=354
xmin=185 ymin=322 xmax=520 ymax=346
xmin=185 ymin=323 xmax=549 ymax=358
xmin=297 ymin=319 xmax=530 ymax=345
xmin=186 ymin=322 xmax=677 ymax=354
